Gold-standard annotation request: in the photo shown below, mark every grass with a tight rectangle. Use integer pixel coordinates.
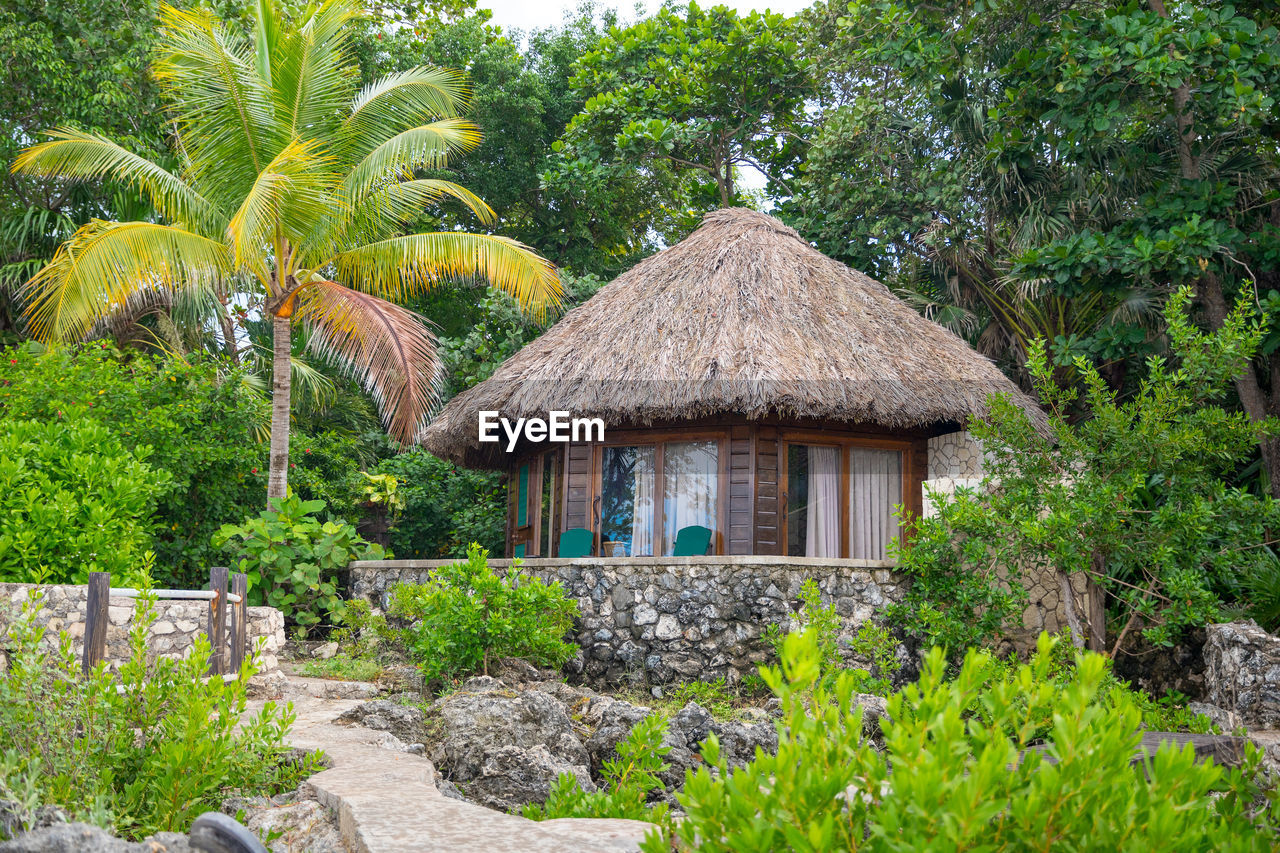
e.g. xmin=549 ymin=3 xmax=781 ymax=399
xmin=297 ymin=654 xmax=382 ymax=682
xmin=619 ymin=677 xmax=772 ymax=720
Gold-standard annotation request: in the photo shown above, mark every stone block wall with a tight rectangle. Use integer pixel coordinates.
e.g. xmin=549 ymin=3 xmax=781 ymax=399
xmin=927 ymin=430 xmax=986 ymax=480
xmin=351 ymin=556 xmax=903 ymax=686
xmin=0 ymin=584 xmax=285 ymax=674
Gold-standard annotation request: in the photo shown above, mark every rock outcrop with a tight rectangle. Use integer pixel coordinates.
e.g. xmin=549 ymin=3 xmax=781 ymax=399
xmin=1204 ymin=620 xmax=1280 ymax=728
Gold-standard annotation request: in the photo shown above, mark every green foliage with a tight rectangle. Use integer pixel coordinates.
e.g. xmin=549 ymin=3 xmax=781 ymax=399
xmin=285 ymin=430 xmax=366 ymax=524
xmin=348 ymin=4 xmax=639 ymax=279
xmin=0 ymin=582 xmax=314 ymax=840
xmin=297 ymin=654 xmax=382 ymax=682
xmin=643 ymin=631 xmax=1278 ymax=852
xmin=791 ymin=0 xmax=1280 ymax=408
xmin=893 ymin=289 xmax=1280 ymax=655
xmin=525 ymin=713 xmax=671 ymax=830
xmin=376 ymin=450 xmax=506 ymax=558
xmin=0 ymin=419 xmax=165 ymax=584
xmin=766 ymin=579 xmax=900 ymax=695
xmin=359 ymin=473 xmax=404 ymax=516
xmin=215 ymin=494 xmax=384 ymax=633
xmin=0 ymin=343 xmax=269 ymax=586
xmin=389 ymin=543 xmax=577 ymax=683
xmin=554 ymin=2 xmax=811 ymax=215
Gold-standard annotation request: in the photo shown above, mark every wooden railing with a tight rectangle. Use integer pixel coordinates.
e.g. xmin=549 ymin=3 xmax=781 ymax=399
xmin=82 ymin=567 xmax=250 ymax=677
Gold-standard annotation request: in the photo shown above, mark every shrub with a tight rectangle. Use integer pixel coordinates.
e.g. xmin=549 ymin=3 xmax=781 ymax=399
xmin=0 ymin=419 xmax=166 ymax=584
xmin=892 ymin=288 xmax=1280 ymax=656
xmin=765 ymin=578 xmax=900 ymax=695
xmin=0 ymin=343 xmax=268 ymax=586
xmin=0 ymin=582 xmax=314 ymax=839
xmin=644 ymin=632 xmax=1277 ymax=852
xmin=389 ymin=543 xmax=577 ymax=683
xmin=214 ymin=494 xmax=384 ymax=633
xmin=375 ymin=450 xmax=505 ymax=558
xmin=525 ymin=713 xmax=671 ymax=831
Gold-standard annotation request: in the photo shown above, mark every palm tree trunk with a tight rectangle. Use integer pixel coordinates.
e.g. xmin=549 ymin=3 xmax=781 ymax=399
xmin=267 ymin=312 xmax=292 ymax=503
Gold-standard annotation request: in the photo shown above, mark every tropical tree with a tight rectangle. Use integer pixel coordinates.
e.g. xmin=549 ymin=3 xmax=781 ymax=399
xmin=11 ymin=0 xmax=560 ymax=500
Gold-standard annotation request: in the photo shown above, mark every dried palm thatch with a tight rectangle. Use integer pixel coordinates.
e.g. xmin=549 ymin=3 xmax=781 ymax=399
xmin=424 ymin=208 xmax=1042 ymax=467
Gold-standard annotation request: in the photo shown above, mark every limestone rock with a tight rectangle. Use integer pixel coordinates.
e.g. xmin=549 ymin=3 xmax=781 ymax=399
xmin=1204 ymin=621 xmax=1280 ymax=728
xmin=240 ymin=799 xmax=343 ymax=853
xmin=310 ymin=642 xmax=338 ymax=660
xmin=464 ymin=744 xmax=595 ymax=812
xmin=425 ymin=678 xmax=590 ymax=784
xmin=336 ymin=699 xmax=428 ymax=745
xmin=0 ymin=823 xmax=192 ymax=852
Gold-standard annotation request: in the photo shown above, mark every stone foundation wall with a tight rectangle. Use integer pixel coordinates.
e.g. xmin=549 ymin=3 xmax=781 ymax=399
xmin=928 ymin=431 xmax=986 ymax=480
xmin=0 ymin=584 xmax=285 ymax=674
xmin=351 ymin=556 xmax=904 ymax=686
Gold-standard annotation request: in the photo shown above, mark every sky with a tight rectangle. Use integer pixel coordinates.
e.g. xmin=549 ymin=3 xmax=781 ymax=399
xmin=476 ymin=0 xmax=814 ymax=34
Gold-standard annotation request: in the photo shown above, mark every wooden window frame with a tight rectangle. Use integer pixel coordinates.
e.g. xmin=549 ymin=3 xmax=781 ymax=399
xmin=591 ymin=428 xmax=730 ymax=556
xmin=778 ymin=432 xmax=913 ymax=560
xmin=524 ymin=448 xmax=564 ymax=557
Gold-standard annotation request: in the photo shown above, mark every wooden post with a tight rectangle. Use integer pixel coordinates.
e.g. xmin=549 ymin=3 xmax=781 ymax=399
xmin=229 ymin=572 xmax=248 ymax=675
xmin=207 ymin=566 xmax=229 ymax=676
xmin=82 ymin=572 xmax=110 ymax=675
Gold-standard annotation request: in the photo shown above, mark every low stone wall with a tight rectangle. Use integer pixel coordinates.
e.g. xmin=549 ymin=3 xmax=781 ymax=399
xmin=352 ymin=556 xmax=903 ymax=686
xmin=0 ymin=583 xmax=285 ymax=675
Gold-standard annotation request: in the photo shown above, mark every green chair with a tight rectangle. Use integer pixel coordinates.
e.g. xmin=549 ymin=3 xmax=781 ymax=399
xmin=558 ymin=527 xmax=594 ymax=558
xmin=671 ymin=525 xmax=713 ymax=557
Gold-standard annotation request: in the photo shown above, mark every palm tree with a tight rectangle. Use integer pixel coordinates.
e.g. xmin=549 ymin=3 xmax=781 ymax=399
xmin=11 ymin=0 xmax=560 ymax=501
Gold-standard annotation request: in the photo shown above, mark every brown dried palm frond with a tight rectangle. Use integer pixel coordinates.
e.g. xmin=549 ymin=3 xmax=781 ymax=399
xmin=296 ymin=280 xmax=443 ymax=444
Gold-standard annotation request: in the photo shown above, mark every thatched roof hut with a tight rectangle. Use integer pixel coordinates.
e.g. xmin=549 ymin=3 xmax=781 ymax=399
xmin=422 ymin=208 xmax=1039 ymax=561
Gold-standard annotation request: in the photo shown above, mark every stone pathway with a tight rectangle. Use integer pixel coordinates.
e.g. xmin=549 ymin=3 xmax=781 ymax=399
xmin=251 ymin=677 xmax=655 ymax=853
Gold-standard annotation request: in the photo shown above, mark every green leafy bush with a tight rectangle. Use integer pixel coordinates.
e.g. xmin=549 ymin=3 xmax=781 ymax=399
xmin=525 ymin=713 xmax=671 ymax=831
xmin=214 ymin=494 xmax=384 ymax=633
xmin=375 ymin=450 xmax=505 ymax=558
xmin=389 ymin=543 xmax=577 ymax=683
xmin=766 ymin=579 xmax=900 ymax=695
xmin=0 ymin=343 xmax=268 ymax=586
xmin=893 ymin=288 xmax=1280 ymax=655
xmin=0 ymin=419 xmax=166 ymax=584
xmin=0 ymin=583 xmax=314 ymax=839
xmin=645 ymin=632 xmax=1277 ymax=852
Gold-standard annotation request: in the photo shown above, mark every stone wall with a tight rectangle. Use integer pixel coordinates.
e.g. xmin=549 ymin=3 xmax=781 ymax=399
xmin=0 ymin=584 xmax=286 ymax=675
xmin=351 ymin=556 xmax=904 ymax=686
xmin=923 ymin=432 xmax=1092 ymax=648
xmin=927 ymin=430 xmax=985 ymax=480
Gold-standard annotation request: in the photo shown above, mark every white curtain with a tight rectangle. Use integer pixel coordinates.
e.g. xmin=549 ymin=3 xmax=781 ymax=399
xmin=630 ymin=446 xmax=656 ymax=556
xmin=850 ymin=448 xmax=902 ymax=560
xmin=662 ymin=441 xmax=718 ymax=554
xmin=806 ymin=446 xmax=841 ymax=558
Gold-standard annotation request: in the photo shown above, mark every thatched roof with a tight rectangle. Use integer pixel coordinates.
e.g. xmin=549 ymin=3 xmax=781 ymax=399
xmin=423 ymin=208 xmax=1041 ymax=468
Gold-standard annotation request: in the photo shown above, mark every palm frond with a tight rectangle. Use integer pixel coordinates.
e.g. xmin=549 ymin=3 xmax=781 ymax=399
xmin=227 ymin=137 xmax=336 ymax=283
xmin=342 ymin=120 xmax=481 ymax=200
xmin=303 ymin=178 xmax=495 ymax=264
xmin=270 ymin=0 xmax=359 ymax=138
xmin=22 ymin=220 xmax=230 ymax=342
xmin=12 ymin=129 xmax=220 ymax=231
xmin=333 ymin=232 xmax=561 ymax=321
xmin=155 ymin=3 xmax=283 ymax=208
xmin=344 ymin=66 xmax=470 ymax=150
xmin=296 ymin=280 xmax=443 ymax=444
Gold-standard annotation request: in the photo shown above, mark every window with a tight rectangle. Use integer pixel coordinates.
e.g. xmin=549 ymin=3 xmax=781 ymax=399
xmin=600 ymin=445 xmax=655 ymax=556
xmin=598 ymin=437 xmax=722 ymax=556
xmin=662 ymin=441 xmax=718 ymax=554
xmin=849 ymin=448 xmax=902 ymax=560
xmin=786 ymin=444 xmax=841 ymax=557
xmin=540 ymin=450 xmax=561 ymax=557
xmin=784 ymin=441 xmax=904 ymax=560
